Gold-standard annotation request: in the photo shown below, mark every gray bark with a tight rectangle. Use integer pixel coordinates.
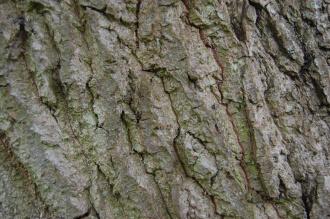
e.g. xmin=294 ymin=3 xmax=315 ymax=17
xmin=0 ymin=0 xmax=329 ymax=218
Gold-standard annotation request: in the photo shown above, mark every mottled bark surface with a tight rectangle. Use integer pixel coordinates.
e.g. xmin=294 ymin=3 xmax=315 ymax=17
xmin=0 ymin=0 xmax=329 ymax=218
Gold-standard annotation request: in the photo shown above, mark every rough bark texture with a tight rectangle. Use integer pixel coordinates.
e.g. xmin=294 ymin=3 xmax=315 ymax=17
xmin=0 ymin=0 xmax=329 ymax=218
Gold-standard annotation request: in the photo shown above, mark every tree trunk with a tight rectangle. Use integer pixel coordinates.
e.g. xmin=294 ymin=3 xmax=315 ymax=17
xmin=0 ymin=0 xmax=329 ymax=218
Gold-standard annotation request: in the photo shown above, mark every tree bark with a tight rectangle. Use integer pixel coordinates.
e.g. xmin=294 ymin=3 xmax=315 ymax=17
xmin=0 ymin=0 xmax=329 ymax=218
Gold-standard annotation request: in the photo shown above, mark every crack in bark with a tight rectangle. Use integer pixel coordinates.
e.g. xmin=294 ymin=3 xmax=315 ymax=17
xmin=75 ymin=6 xmax=177 ymax=216
xmin=135 ymin=0 xmax=141 ymax=48
xmin=73 ymin=1 xmax=113 ymax=134
xmin=180 ymin=0 xmax=250 ymax=191
xmin=271 ymin=203 xmax=284 ymax=219
xmin=299 ymin=177 xmax=318 ymax=219
xmin=120 ymin=110 xmax=174 ymax=219
xmin=186 ymin=130 xmax=220 ymax=183
xmin=0 ymin=132 xmax=51 ymax=217
xmin=230 ymin=0 xmax=248 ymax=42
xmin=85 ymin=64 xmax=110 ymax=134
xmin=95 ymin=161 xmax=127 ymax=218
xmin=247 ymin=3 xmax=327 ymax=218
xmin=121 ymin=72 xmax=173 ymax=217
xmin=12 ymin=9 xmax=63 ymax=137
xmin=72 ymin=209 xmax=91 ymax=219
xmin=159 ymin=76 xmax=222 ymax=217
xmin=87 ymin=164 xmax=107 ymax=219
xmin=80 ymin=3 xmax=133 ymax=28
xmin=243 ymin=85 xmax=287 ymax=217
